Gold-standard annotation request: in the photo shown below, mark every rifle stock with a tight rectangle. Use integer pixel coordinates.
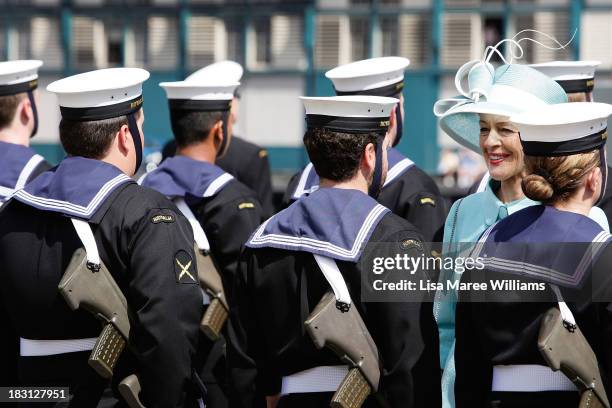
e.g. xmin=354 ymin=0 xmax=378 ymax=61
xmin=195 ymin=244 xmax=229 ymax=341
xmin=538 ymin=307 xmax=609 ymax=408
xmin=304 ymin=292 xmax=380 ymax=408
xmin=58 ymin=248 xmax=144 ymax=408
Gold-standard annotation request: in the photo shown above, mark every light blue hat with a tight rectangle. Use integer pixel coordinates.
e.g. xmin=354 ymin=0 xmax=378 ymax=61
xmin=434 ymin=60 xmax=568 ymax=153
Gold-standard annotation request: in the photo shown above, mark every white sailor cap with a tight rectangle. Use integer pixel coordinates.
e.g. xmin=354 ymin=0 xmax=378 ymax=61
xmin=0 ymin=60 xmax=43 ymax=96
xmin=529 ymin=61 xmax=600 ymax=94
xmin=511 ymin=102 xmax=612 ymax=156
xmin=159 ymin=81 xmax=239 ymax=112
xmin=325 ymin=57 xmax=409 ymax=97
xmin=47 ymin=68 xmax=149 ymax=121
xmin=185 ymin=61 xmax=244 ymax=84
xmin=301 ymin=95 xmax=398 ymax=134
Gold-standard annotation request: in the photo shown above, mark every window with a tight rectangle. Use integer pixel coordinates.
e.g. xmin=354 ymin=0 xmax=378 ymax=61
xmin=147 ymin=16 xmax=178 ymax=69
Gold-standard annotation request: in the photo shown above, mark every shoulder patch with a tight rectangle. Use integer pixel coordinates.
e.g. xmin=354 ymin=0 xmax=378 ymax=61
xmin=175 ymin=250 xmax=197 ymax=284
xmin=151 ymin=212 xmax=175 ymax=224
xmin=258 ymin=149 xmax=268 ymax=159
xmin=401 ymin=239 xmax=423 ymax=252
xmin=238 ymin=202 xmax=255 ymax=210
xmin=419 ymin=197 xmax=436 ymax=206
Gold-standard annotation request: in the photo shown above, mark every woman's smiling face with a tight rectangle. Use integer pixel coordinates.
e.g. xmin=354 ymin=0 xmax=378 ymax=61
xmin=479 ymin=113 xmax=524 ymax=181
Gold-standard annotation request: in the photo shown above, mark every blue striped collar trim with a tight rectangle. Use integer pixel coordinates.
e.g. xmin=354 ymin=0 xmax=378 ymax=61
xmin=15 ymin=174 xmax=131 ymax=219
xmin=139 ymin=156 xmax=234 ymax=200
xmin=13 ymin=157 xmax=133 ymax=220
xmin=248 ymin=188 xmax=390 ymax=262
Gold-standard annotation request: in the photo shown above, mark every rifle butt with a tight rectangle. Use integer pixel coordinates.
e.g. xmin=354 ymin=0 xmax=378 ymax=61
xmin=88 ymin=323 xmax=126 ymax=379
xmin=330 ymin=367 xmax=371 ymax=408
xmin=119 ymin=374 xmax=145 ymax=408
xmin=580 ymin=390 xmax=608 ymax=408
xmin=200 ymin=298 xmax=228 ymax=341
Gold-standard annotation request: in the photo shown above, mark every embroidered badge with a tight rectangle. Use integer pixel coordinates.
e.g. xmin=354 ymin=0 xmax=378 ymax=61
xmin=151 ymin=213 xmax=175 ymax=224
xmin=175 ymin=250 xmax=197 ymax=284
xmin=419 ymin=197 xmax=436 ymax=206
xmin=401 ymin=239 xmax=423 ymax=252
xmin=238 ymin=202 xmax=255 ymax=210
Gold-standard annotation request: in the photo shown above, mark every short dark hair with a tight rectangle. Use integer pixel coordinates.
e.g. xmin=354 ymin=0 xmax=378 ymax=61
xmin=59 ymin=109 xmax=142 ymax=159
xmin=170 ymin=110 xmax=224 ymax=148
xmin=303 ymin=127 xmax=378 ymax=182
xmin=0 ymin=93 xmax=26 ymax=129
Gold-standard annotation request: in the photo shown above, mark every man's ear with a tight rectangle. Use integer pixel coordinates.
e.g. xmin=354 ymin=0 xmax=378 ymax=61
xmin=18 ymin=97 xmax=32 ymax=127
xmin=116 ymin=123 xmax=131 ymax=156
xmin=361 ymin=142 xmax=377 ymax=174
xmin=211 ymin=120 xmax=224 ymax=150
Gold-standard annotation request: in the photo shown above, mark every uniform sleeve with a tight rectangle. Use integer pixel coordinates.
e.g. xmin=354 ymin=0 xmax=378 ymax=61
xmin=198 ymin=195 xmax=264 ymax=304
xmin=400 ymin=190 xmax=447 ymax=249
xmin=281 ymin=171 xmax=301 ymax=210
xmin=239 ymin=150 xmax=275 ymax=219
xmin=0 ymin=294 xmax=19 ymax=386
xmin=122 ymin=207 xmax=203 ymax=408
xmin=227 ymin=251 xmax=270 ymax=408
xmin=454 ymin=273 xmax=491 ymax=408
xmin=360 ymin=231 xmax=441 ymax=407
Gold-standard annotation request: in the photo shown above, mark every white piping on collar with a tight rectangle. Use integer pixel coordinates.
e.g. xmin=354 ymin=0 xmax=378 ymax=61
xmin=292 ymin=162 xmax=317 ymax=200
xmin=0 ymin=154 xmax=45 ymax=201
xmin=203 ymin=172 xmax=234 ymax=197
xmin=14 ymin=174 xmax=131 ymax=218
xmin=383 ymin=157 xmax=414 ymax=188
xmin=248 ymin=204 xmax=389 ymax=261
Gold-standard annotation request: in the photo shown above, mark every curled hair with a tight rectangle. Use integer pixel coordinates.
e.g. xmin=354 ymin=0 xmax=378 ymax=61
xmin=303 ymin=127 xmax=379 ymax=182
xmin=522 ymin=150 xmax=600 ymax=204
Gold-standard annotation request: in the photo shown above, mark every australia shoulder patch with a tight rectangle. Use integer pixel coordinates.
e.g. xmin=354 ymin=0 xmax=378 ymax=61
xmin=151 ymin=211 xmax=175 ymax=224
xmin=175 ymin=250 xmax=197 ymax=284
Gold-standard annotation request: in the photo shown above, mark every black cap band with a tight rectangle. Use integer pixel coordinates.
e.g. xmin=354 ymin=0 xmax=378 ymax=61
xmin=306 ymin=114 xmax=390 ymax=135
xmin=522 ymin=128 xmax=607 ymax=157
xmin=556 ymin=78 xmax=595 ymax=94
xmin=60 ymin=95 xmax=144 ymax=121
xmin=0 ymin=79 xmax=38 ymax=97
xmin=168 ymin=99 xmax=232 ymax=112
xmin=334 ymin=79 xmax=404 ymax=98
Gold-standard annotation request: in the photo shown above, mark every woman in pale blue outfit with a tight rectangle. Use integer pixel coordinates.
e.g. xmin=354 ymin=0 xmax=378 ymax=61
xmin=432 ymin=50 xmax=572 ymax=406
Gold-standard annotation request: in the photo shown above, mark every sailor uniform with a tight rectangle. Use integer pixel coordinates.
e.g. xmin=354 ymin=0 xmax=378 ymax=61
xmin=285 ymin=57 xmax=446 ymax=246
xmin=227 ymin=187 xmax=441 ymax=408
xmin=454 ymin=101 xmax=612 ymax=407
xmin=216 ymin=136 xmax=274 ymax=218
xmin=185 ymin=60 xmax=275 ymax=218
xmin=140 ymin=156 xmax=265 ymax=302
xmin=454 ymin=205 xmax=612 ymax=407
xmin=0 ymin=141 xmax=51 ymax=203
xmin=0 ymin=157 xmax=203 ymax=407
xmin=229 ymin=95 xmax=440 ymax=408
xmin=0 ymin=60 xmax=51 ymax=202
xmin=283 ymin=148 xmax=446 ymax=245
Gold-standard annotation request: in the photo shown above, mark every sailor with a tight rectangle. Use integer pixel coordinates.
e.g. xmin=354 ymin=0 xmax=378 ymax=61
xmin=228 ymin=95 xmax=441 ymax=408
xmin=455 ymin=102 xmax=612 ymax=407
xmin=140 ymin=79 xmax=265 ymax=407
xmin=283 ymin=57 xmax=447 ymax=252
xmin=0 ymin=60 xmax=51 ymax=204
xmin=161 ymin=61 xmax=275 ymax=217
xmin=529 ymin=60 xmax=612 ymax=225
xmin=0 ymin=68 xmax=203 ymax=407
